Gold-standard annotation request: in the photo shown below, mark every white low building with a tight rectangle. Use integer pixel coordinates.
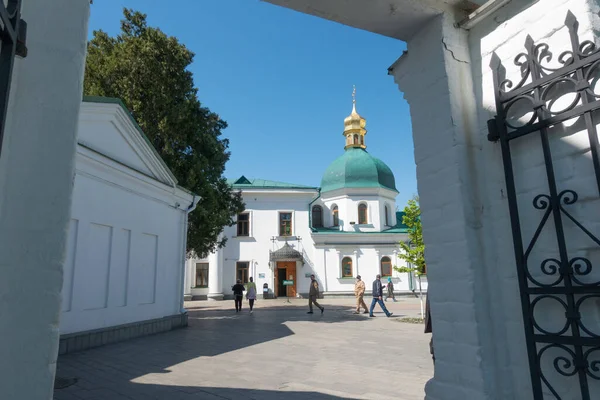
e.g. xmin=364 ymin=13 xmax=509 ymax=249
xmin=58 ymin=97 xmax=197 ymax=354
xmin=186 ymin=99 xmax=427 ymax=300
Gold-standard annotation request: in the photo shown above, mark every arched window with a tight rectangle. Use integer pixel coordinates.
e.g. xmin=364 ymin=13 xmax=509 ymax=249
xmin=360 ymin=136 xmax=364 ymax=145
xmin=342 ymin=257 xmax=353 ymax=278
xmin=381 ymin=257 xmax=392 ymax=277
xmin=384 ymin=205 xmax=390 ymax=226
xmin=332 ymin=205 xmax=339 ymax=226
xmin=358 ymin=203 xmax=368 ymax=224
xmin=312 ymin=205 xmax=323 ymax=228
xmin=353 ymin=134 xmax=359 ymax=144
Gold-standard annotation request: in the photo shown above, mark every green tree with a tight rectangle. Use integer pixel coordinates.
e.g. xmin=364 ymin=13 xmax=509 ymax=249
xmin=394 ymin=196 xmax=425 ymax=275
xmin=84 ymin=8 xmax=244 ymax=257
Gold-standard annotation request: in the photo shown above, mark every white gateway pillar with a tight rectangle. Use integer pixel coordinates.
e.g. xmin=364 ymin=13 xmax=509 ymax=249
xmin=0 ymin=0 xmax=90 ymax=397
xmin=388 ymin=1 xmax=600 ymax=399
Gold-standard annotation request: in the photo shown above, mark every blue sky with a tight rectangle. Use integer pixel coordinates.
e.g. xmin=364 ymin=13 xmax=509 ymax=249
xmin=88 ymin=1 xmax=416 ymax=208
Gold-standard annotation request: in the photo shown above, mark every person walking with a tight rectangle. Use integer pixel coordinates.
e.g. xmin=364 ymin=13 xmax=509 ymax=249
xmin=369 ymin=274 xmax=393 ymax=317
xmin=307 ymin=274 xmax=324 ymax=314
xmin=354 ymin=275 xmax=368 ymax=314
xmin=231 ymin=279 xmax=245 ymax=313
xmin=385 ymin=277 xmax=397 ymax=302
xmin=246 ymin=277 xmax=257 ymax=314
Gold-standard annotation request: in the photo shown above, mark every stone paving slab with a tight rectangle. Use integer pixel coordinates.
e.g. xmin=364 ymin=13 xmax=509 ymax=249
xmin=54 ymin=297 xmax=432 ymax=399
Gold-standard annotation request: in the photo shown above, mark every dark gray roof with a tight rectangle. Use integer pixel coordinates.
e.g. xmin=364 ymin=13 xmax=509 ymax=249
xmin=269 ymin=243 xmax=304 ymax=262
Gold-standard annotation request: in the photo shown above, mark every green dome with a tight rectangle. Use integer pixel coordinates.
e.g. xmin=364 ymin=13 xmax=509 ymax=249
xmin=320 ymin=148 xmax=397 ymax=193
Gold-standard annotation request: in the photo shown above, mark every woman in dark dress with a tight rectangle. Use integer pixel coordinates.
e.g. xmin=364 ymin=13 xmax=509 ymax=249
xmin=231 ymin=279 xmax=245 ymax=312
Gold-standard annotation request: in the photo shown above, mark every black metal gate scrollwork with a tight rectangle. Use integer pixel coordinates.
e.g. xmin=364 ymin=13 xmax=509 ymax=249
xmin=0 ymin=0 xmax=27 ymax=157
xmin=488 ymin=11 xmax=600 ymax=400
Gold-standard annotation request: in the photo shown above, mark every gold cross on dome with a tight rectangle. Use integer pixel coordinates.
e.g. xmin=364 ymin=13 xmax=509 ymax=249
xmin=352 ymin=85 xmax=356 ymax=105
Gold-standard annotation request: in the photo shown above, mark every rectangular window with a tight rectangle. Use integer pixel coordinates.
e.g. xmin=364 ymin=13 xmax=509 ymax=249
xmin=279 ymin=212 xmax=292 ymax=236
xmin=195 ymin=263 xmax=209 ymax=287
xmin=342 ymin=257 xmax=353 ymax=278
xmin=237 ymin=213 xmax=250 ymax=236
xmin=236 ymin=261 xmax=249 ymax=283
xmin=381 ymin=257 xmax=392 ymax=277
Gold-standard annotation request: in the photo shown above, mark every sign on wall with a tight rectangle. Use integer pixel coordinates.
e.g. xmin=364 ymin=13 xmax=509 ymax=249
xmin=258 ymin=273 xmax=265 ymax=279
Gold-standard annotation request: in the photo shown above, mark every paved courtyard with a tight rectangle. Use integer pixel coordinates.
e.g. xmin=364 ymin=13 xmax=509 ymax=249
xmin=53 ymin=297 xmax=433 ymax=399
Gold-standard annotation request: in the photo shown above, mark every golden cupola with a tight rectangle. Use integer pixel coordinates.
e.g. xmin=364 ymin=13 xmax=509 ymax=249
xmin=343 ymin=86 xmax=367 ymax=150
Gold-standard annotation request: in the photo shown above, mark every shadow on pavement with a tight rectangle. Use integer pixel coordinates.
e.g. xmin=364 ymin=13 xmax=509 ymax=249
xmin=54 ymin=383 xmax=359 ymax=399
xmin=53 ymin=303 xmax=393 ymax=399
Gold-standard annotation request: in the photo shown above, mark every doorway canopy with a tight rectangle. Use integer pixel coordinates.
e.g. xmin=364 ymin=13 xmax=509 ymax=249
xmin=269 ymin=243 xmax=304 ymax=263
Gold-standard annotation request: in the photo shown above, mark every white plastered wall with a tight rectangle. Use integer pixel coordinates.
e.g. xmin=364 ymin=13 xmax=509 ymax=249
xmin=213 ymin=192 xmax=318 ymax=296
xmin=469 ymin=0 xmax=600 ymax=398
xmin=61 ymin=149 xmax=191 ymax=334
xmin=322 ymin=246 xmax=412 ymax=292
xmin=0 ymin=1 xmax=91 ymax=397
xmin=188 ymin=189 xmax=411 ymax=297
xmin=390 ymin=0 xmax=600 ymax=398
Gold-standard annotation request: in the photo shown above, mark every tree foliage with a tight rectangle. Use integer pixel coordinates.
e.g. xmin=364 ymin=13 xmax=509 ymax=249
xmin=84 ymin=8 xmax=244 ymax=257
xmin=394 ymin=196 xmax=426 ymax=275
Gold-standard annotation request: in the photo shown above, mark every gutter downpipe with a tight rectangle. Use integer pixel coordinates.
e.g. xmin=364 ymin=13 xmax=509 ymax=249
xmin=180 ymin=195 xmax=199 ymax=313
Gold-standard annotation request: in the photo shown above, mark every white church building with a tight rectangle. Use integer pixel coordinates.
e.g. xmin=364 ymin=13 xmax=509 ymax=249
xmin=186 ymin=98 xmax=426 ymax=300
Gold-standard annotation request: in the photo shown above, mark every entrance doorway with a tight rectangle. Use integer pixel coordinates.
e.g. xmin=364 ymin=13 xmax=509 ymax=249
xmin=275 ymin=261 xmax=296 ymax=298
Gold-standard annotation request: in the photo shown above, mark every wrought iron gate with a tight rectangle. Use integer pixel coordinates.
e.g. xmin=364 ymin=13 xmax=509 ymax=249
xmin=488 ymin=11 xmax=600 ymax=399
xmin=0 ymin=0 xmax=27 ymax=156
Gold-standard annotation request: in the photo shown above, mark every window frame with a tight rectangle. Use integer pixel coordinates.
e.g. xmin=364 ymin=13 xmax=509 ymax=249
xmin=279 ymin=211 xmax=293 ymax=237
xmin=341 ymin=257 xmax=353 ymax=278
xmin=332 ymin=205 xmax=339 ymax=227
xmin=384 ymin=205 xmax=390 ymax=226
xmin=195 ymin=262 xmax=209 ymax=288
xmin=236 ymin=261 xmax=250 ymax=284
xmin=380 ymin=256 xmax=392 ymax=278
xmin=312 ymin=205 xmax=323 ymax=228
xmin=358 ymin=203 xmax=368 ymax=224
xmin=236 ymin=212 xmax=250 ymax=237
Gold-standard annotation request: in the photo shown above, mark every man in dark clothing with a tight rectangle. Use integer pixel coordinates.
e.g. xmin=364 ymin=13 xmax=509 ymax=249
xmin=231 ymin=279 xmax=245 ymax=312
xmin=369 ymin=274 xmax=393 ymax=317
xmin=424 ymin=295 xmax=434 ymax=363
xmin=307 ymin=274 xmax=324 ymax=314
